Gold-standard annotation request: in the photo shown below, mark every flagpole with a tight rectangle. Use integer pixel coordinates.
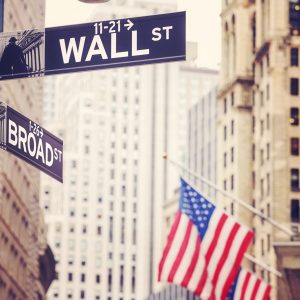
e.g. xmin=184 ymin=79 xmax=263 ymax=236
xmin=164 ymin=155 xmax=284 ymax=277
xmin=244 ymin=253 xmax=282 ymax=277
xmin=164 ymin=155 xmax=294 ymax=237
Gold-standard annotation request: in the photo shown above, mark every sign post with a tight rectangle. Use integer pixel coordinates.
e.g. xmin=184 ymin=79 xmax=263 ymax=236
xmin=0 ymin=102 xmax=63 ymax=182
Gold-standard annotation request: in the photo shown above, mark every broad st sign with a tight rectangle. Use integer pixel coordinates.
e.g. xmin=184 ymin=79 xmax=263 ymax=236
xmin=45 ymin=11 xmax=186 ymax=75
xmin=0 ymin=102 xmax=63 ymax=182
xmin=0 ymin=12 xmax=185 ymax=80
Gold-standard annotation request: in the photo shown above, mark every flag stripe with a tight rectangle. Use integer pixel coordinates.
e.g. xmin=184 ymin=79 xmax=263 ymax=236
xmin=211 ymin=223 xmax=240 ymax=287
xmin=181 ymin=232 xmax=201 ymax=287
xmin=187 ymin=246 xmax=210 ymax=293
xmin=244 ymin=274 xmax=257 ymax=300
xmin=158 ymin=212 xmax=181 ymax=281
xmin=263 ymin=285 xmax=271 ymax=300
xmin=240 ymin=272 xmax=251 ymax=300
xmin=195 ymin=214 xmax=230 ymax=297
xmin=212 ymin=224 xmax=245 ymax=299
xmin=233 ymin=270 xmax=247 ymax=300
xmin=204 ymin=216 xmax=236 ymax=297
xmin=174 ymin=225 xmax=199 ymax=284
xmin=161 ymin=215 xmax=190 ymax=280
xmin=168 ymin=221 xmax=193 ymax=282
xmin=205 ymin=214 xmax=228 ymax=264
xmin=215 ymin=228 xmax=248 ymax=298
xmin=194 ymin=265 xmax=209 ymax=296
xmin=201 ymin=209 xmax=224 ymax=253
xmin=221 ymin=231 xmax=253 ymax=299
xmin=250 ymin=279 xmax=261 ymax=300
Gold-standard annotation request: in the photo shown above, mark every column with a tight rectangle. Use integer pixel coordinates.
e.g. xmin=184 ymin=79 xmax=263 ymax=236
xmin=37 ymin=44 xmax=41 ymax=71
xmin=34 ymin=47 xmax=37 ymax=72
xmin=30 ymin=50 xmax=33 ymax=71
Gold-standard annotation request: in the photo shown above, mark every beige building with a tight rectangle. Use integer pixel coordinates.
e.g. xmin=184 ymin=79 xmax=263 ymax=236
xmin=0 ymin=1 xmax=54 ymax=300
xmin=219 ymin=0 xmax=300 ymax=299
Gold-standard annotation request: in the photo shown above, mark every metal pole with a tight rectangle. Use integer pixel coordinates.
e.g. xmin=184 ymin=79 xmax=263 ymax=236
xmin=165 ymin=156 xmax=294 ymax=237
xmin=244 ymin=253 xmax=282 ymax=278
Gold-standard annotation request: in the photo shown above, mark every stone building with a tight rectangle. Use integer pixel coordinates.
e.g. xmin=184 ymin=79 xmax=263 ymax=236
xmin=0 ymin=1 xmax=55 ymax=300
xmin=218 ymin=0 xmax=300 ymax=299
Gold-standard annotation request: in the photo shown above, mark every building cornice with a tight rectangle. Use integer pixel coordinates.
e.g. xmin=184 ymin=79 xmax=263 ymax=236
xmin=218 ymin=75 xmax=254 ymax=99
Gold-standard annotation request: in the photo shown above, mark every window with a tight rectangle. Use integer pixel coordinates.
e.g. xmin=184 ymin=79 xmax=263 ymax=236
xmin=291 ymin=78 xmax=299 ymax=95
xmin=267 ymin=173 xmax=270 ymax=196
xmin=68 ymin=273 xmax=73 ymax=282
xmin=132 ymin=218 xmax=137 ymax=245
xmin=121 ymin=217 xmax=125 ymax=244
xmin=291 ymin=199 xmax=300 ymax=222
xmin=260 ymin=149 xmax=264 ymax=165
xmin=81 ymin=274 xmax=86 ymax=282
xmin=260 ymin=179 xmax=264 ymax=197
xmin=97 ymin=226 xmax=101 ymax=235
xmin=260 ymin=120 xmax=264 ymax=136
xmin=224 ymin=98 xmax=227 ymax=114
xmin=290 ymin=1 xmax=300 ymax=35
xmin=108 ymin=269 xmax=112 ymax=292
xmin=224 ymin=153 xmax=227 ymax=168
xmin=230 ymin=175 xmax=234 ymax=191
xmin=231 ymin=92 xmax=234 ymax=106
xmin=291 ymin=138 xmax=299 ymax=156
xmin=80 ymin=290 xmax=85 ymax=299
xmin=224 ymin=126 xmax=227 ymax=141
xmin=290 ymin=107 xmax=299 ymax=125
xmin=81 ymin=257 xmax=86 ymax=266
xmin=68 ymin=256 xmax=74 ymax=265
xmin=267 ymin=143 xmax=270 ymax=160
xmin=109 ymin=217 xmax=113 ymax=243
xmin=96 ymin=274 xmax=100 ymax=283
xmin=132 ymin=266 xmax=136 ymax=293
xmin=231 ymin=120 xmax=234 ymax=135
xmin=291 ymin=48 xmax=299 ymax=66
xmin=291 ymin=168 xmax=300 ymax=191
xmin=120 ymin=265 xmax=124 ymax=292
xmin=266 ymin=114 xmax=270 ymax=130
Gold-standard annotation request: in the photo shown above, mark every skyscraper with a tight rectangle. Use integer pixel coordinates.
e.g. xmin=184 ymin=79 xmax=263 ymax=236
xmin=219 ymin=1 xmax=300 ymax=299
xmin=41 ymin=2 xmax=222 ymax=300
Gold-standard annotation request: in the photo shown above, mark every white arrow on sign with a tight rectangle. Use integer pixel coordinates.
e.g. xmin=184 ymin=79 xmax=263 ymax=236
xmin=124 ymin=19 xmax=134 ymax=31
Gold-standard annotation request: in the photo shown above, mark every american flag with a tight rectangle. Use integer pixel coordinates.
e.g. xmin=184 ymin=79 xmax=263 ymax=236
xmin=158 ymin=179 xmax=253 ymax=299
xmin=227 ymin=268 xmax=271 ymax=300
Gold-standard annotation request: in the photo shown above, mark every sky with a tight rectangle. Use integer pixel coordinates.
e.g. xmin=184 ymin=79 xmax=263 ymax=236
xmin=45 ymin=0 xmax=221 ymax=70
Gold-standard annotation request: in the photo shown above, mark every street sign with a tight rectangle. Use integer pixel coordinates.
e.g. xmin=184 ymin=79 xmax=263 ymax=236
xmin=0 ymin=12 xmax=186 ymax=80
xmin=45 ymin=11 xmax=186 ymax=75
xmin=0 ymin=102 xmax=63 ymax=182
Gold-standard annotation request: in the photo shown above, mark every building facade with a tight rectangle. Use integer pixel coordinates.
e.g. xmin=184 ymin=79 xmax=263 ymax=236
xmin=0 ymin=1 xmax=54 ymax=300
xmin=218 ymin=0 xmax=300 ymax=299
xmin=187 ymin=85 xmax=218 ymax=199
